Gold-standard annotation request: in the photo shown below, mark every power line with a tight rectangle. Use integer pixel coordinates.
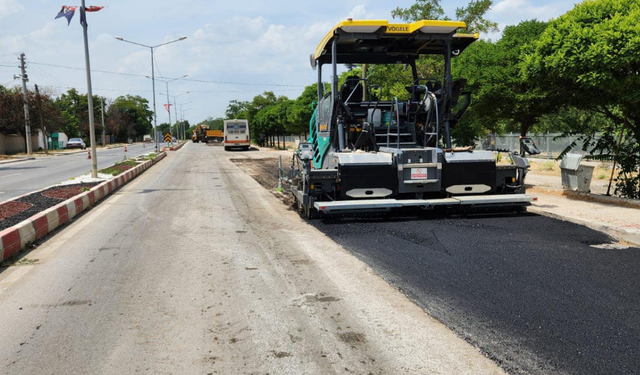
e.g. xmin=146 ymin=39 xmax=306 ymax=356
xmin=34 ymin=84 xmax=302 ymax=94
xmin=153 ymin=54 xmax=163 ymax=80
xmin=27 ymin=61 xmax=305 ymax=87
xmin=30 ymin=61 xmax=146 ymax=78
xmin=180 ymin=77 xmax=303 ymax=87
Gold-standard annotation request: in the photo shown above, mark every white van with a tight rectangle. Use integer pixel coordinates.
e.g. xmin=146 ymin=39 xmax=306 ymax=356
xmin=223 ymin=119 xmax=250 ymax=151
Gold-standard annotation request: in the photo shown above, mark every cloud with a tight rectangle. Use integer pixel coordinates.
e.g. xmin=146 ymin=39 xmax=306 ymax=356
xmin=0 ymin=1 xmax=393 ymax=123
xmin=489 ymin=0 xmax=575 ymax=21
xmin=483 ymin=0 xmax=576 ymax=40
xmin=0 ymin=0 xmax=24 ymax=20
xmin=346 ymin=5 xmax=372 ymax=19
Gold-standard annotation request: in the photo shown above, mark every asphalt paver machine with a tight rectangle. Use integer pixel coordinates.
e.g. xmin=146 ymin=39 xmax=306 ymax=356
xmin=290 ymin=20 xmax=534 ymax=218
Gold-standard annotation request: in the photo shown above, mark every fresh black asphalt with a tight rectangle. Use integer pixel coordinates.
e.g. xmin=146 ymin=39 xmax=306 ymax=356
xmin=312 ymin=212 xmax=640 ymax=375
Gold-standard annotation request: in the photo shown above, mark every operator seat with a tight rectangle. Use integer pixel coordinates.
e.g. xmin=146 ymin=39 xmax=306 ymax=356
xmin=340 ymin=76 xmax=363 ymax=104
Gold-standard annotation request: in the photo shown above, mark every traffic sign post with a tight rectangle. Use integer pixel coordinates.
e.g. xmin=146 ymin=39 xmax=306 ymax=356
xmin=164 ymin=132 xmax=172 ymax=148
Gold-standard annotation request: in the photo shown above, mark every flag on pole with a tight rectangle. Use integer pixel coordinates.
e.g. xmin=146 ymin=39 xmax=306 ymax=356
xmin=54 ymin=6 xmax=77 ymax=25
xmin=164 ymin=104 xmax=173 ymax=114
xmin=81 ymin=5 xmax=104 ymax=26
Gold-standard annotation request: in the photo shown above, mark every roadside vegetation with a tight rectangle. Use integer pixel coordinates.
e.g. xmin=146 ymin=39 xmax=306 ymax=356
xmin=98 ymin=160 xmax=138 ymax=176
xmin=0 ymin=87 xmax=154 ymax=144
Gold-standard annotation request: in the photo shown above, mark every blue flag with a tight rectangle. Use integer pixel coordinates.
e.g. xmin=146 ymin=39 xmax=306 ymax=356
xmin=54 ymin=6 xmax=76 ymax=26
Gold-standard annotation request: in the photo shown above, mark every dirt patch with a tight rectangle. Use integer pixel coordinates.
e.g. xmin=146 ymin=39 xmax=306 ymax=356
xmin=0 ymin=201 xmax=33 ymax=221
xmin=338 ymin=332 xmax=366 ymax=345
xmin=0 ymin=257 xmax=39 ymax=268
xmin=98 ymin=161 xmax=137 ymax=176
xmin=230 ymin=158 xmax=295 ymax=207
xmin=272 ymin=351 xmax=292 ymax=358
xmin=42 ymin=185 xmax=92 ymax=200
xmin=0 ymin=182 xmax=100 ymax=231
xmin=230 ymin=158 xmax=280 ymax=188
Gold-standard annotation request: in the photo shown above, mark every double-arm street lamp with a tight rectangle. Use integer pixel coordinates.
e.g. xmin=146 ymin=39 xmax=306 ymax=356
xmin=154 ymin=75 xmax=188 ymax=139
xmin=176 ymin=100 xmax=192 ymax=140
xmin=114 ymin=35 xmax=187 ymax=150
xmin=162 ymin=92 xmax=190 ymax=140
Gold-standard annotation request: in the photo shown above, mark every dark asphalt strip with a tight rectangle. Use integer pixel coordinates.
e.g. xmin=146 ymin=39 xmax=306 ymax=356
xmin=311 ymin=212 xmax=640 ymax=375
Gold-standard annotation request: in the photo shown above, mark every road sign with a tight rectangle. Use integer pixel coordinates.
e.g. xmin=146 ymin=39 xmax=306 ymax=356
xmin=164 ymin=133 xmax=172 ymax=142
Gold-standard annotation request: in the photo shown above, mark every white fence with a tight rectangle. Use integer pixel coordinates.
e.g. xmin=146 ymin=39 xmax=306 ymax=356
xmin=476 ymin=133 xmax=602 ymax=159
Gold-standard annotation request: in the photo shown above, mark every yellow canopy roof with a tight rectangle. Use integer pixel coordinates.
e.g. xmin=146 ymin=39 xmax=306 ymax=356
xmin=313 ymin=19 xmax=478 ymax=64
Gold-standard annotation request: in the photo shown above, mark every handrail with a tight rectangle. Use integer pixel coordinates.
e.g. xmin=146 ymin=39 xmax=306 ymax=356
xmin=394 ymin=97 xmax=400 ymax=149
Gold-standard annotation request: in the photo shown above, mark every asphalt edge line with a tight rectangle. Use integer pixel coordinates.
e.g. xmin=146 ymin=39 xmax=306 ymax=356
xmin=0 ymin=151 xmax=167 ymax=262
xmin=0 ymin=157 xmax=36 ymax=165
xmin=527 ymin=206 xmax=640 ymax=247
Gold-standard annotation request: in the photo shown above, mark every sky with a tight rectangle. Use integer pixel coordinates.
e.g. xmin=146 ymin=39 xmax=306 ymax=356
xmin=0 ymin=0 xmax=577 ymax=126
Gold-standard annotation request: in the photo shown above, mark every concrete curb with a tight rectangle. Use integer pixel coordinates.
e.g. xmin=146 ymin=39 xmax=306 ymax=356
xmin=527 ymin=206 xmax=640 ymax=247
xmin=0 ymin=157 xmax=35 ymax=165
xmin=0 ymin=152 xmax=167 ymax=262
xmin=162 ymin=142 xmax=186 ymax=152
xmin=528 ymin=186 xmax=640 ymax=210
xmin=170 ymin=142 xmax=186 ymax=151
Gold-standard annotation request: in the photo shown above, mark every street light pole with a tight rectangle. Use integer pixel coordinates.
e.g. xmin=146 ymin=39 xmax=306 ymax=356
xmin=115 ymin=35 xmax=187 ymax=151
xmin=150 ymin=46 xmax=157 ymax=148
xmin=81 ymin=0 xmax=98 ymax=177
xmin=155 ymin=75 xmax=187 ymax=141
xmin=170 ymin=91 xmax=189 ymax=140
xmin=165 ymin=81 xmax=171 ymax=138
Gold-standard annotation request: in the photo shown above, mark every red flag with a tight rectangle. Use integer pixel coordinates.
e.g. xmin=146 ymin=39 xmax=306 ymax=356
xmin=85 ymin=6 xmax=104 ymax=12
xmin=164 ymin=104 xmax=172 ymax=114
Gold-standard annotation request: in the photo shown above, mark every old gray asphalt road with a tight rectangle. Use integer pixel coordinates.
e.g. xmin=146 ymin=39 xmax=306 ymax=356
xmin=0 ymin=142 xmax=504 ymax=375
xmin=0 ymin=144 xmax=151 ymax=202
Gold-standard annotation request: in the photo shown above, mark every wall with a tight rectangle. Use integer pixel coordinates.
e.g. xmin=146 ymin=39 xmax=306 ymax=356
xmin=1 ymin=130 xmax=50 ymax=154
xmin=0 ymin=133 xmax=26 ymax=154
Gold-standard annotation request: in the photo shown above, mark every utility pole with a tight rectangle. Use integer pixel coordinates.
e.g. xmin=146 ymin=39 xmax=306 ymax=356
xmin=173 ymin=99 xmax=179 ymax=140
xmin=151 ymin=47 xmax=158 ymax=149
xmin=34 ymin=84 xmax=48 ymax=155
xmin=101 ymin=97 xmax=105 ymax=146
xmin=18 ymin=53 xmax=32 ymax=155
xmin=80 ymin=0 xmax=98 ymax=177
xmin=165 ymin=81 xmax=172 ymax=139
xmin=362 ymin=64 xmax=367 ymax=101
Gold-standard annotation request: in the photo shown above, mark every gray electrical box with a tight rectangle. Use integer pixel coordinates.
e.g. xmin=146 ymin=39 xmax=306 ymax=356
xmin=560 ymin=153 xmax=594 ymax=192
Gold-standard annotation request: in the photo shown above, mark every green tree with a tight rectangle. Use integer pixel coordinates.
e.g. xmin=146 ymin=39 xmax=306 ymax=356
xmin=524 ymin=0 xmax=640 ymax=198
xmin=452 ymin=19 xmax=553 ymax=144
xmin=392 ymin=0 xmax=498 ymax=33
xmin=288 ymin=83 xmax=319 ymax=138
xmin=201 ymin=117 xmax=224 ymax=130
xmin=1 ymin=85 xmax=62 ymax=151
xmin=225 ymin=100 xmax=251 ymax=119
xmin=107 ymin=95 xmax=152 ymax=142
xmin=55 ymin=88 xmax=102 ymax=139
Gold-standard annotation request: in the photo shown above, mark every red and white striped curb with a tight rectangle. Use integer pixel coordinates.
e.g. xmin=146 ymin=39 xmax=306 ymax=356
xmin=0 ymin=152 xmax=166 ymax=262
